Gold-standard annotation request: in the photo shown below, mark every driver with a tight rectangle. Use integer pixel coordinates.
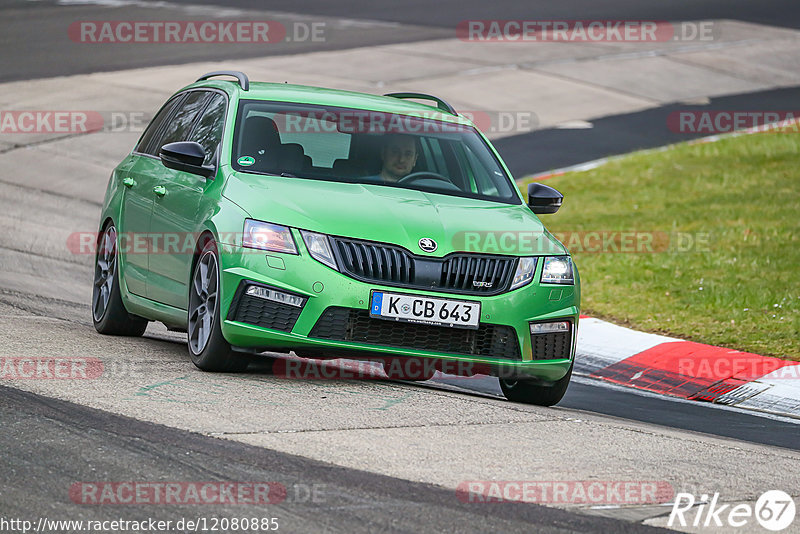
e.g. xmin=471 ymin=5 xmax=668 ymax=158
xmin=368 ymin=134 xmax=419 ymax=183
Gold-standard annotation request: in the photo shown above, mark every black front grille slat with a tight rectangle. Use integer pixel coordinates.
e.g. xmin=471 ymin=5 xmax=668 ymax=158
xmin=339 ymin=241 xmax=354 ymax=271
xmin=456 ymin=257 xmax=466 ymax=289
xmin=353 ymin=243 xmax=365 ymax=277
xmin=364 ymin=244 xmax=376 ymax=279
xmin=496 ymin=260 xmax=507 ymax=288
xmin=378 ymin=246 xmax=389 ymax=280
xmin=309 ymin=307 xmax=521 ymax=360
xmin=466 ymin=257 xmax=477 ymax=290
xmin=476 ymin=258 xmax=488 ymax=285
xmin=370 ymin=244 xmax=381 ymax=279
xmin=401 ymin=250 xmax=412 ymax=283
xmin=330 ymin=237 xmax=516 ymax=295
xmin=488 ymin=258 xmax=499 ymax=287
xmin=444 ymin=256 xmax=452 ymax=287
xmin=390 ymin=248 xmax=399 ymax=282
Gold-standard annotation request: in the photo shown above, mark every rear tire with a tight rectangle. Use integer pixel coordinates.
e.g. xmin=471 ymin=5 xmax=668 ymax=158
xmin=187 ymin=240 xmax=249 ymax=372
xmin=499 ymin=364 xmax=572 ymax=406
xmin=92 ymin=223 xmax=148 ymax=336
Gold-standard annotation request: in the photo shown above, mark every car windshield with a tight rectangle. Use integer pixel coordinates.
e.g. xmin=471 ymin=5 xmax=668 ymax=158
xmin=232 ymin=100 xmax=520 ymax=204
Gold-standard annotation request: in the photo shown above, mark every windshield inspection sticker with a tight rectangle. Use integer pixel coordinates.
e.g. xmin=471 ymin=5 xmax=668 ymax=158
xmin=237 ymin=156 xmax=255 ymax=166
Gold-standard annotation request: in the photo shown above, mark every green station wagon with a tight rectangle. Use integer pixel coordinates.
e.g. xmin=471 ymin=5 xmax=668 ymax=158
xmin=93 ymin=71 xmax=580 ymax=405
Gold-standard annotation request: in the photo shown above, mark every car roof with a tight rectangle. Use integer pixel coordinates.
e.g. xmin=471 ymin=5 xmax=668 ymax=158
xmin=183 ymin=79 xmax=476 ymax=127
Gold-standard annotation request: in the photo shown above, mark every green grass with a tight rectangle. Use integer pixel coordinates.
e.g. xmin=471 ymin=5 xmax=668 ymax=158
xmin=523 ymin=131 xmax=800 ymax=360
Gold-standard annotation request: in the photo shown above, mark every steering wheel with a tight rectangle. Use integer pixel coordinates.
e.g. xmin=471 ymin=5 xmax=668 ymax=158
xmin=397 ymin=171 xmax=452 ymax=185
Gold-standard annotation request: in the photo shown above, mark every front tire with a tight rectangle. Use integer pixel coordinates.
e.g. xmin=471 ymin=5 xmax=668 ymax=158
xmin=187 ymin=240 xmax=249 ymax=372
xmin=92 ymin=223 xmax=148 ymax=336
xmin=499 ymin=364 xmax=572 ymax=406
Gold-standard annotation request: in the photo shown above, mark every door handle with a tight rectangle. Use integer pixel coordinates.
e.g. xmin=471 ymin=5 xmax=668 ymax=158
xmin=122 ymin=177 xmax=136 ymax=188
xmin=153 ymin=185 xmax=167 ymax=197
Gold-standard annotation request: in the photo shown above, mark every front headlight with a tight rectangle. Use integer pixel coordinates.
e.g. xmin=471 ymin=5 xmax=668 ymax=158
xmin=541 ymin=256 xmax=574 ymax=284
xmin=300 ymin=230 xmax=338 ymax=270
xmin=510 ymin=257 xmax=537 ymax=290
xmin=242 ymin=219 xmax=298 ymax=254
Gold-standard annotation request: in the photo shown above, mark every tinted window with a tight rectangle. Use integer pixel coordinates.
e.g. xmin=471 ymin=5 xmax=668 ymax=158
xmin=232 ymin=101 xmax=520 ymax=205
xmin=135 ymin=94 xmax=185 ymax=156
xmin=188 ymin=93 xmax=226 ymax=165
xmin=157 ymin=91 xmax=211 ymax=149
xmin=237 ymin=108 xmax=350 ymax=167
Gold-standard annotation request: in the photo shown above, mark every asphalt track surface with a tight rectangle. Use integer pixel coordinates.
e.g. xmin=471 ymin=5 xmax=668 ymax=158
xmin=1 ymin=2 xmax=799 ymax=532
xmin=5 ymin=0 xmax=800 ymax=81
xmin=1 ymin=385 xmax=663 ymax=534
xmin=5 ymin=1 xmax=798 ymax=174
xmin=432 ymin=376 xmax=800 ymax=451
xmin=496 ymin=85 xmax=800 ymax=176
xmin=65 ymin=0 xmax=800 ymax=30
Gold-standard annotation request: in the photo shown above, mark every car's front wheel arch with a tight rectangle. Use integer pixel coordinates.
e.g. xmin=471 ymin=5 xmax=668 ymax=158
xmin=190 ymin=229 xmax=217 ymax=280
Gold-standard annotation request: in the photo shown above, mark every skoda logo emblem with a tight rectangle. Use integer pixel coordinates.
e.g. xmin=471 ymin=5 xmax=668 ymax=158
xmin=418 ymin=238 xmax=437 ymax=253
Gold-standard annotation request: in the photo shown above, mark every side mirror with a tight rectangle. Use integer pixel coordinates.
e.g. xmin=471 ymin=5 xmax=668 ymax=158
xmin=527 ymin=182 xmax=563 ymax=214
xmin=160 ymin=141 xmax=215 ymax=179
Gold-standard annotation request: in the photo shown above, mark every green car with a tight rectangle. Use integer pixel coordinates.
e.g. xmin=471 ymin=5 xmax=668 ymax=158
xmin=93 ymin=70 xmax=580 ymax=405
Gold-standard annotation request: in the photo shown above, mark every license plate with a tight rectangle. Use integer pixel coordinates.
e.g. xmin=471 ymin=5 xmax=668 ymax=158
xmin=369 ymin=291 xmax=481 ymax=330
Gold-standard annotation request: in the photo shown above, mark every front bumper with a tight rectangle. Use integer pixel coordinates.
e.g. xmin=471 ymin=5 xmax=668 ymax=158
xmin=217 ymin=239 xmax=579 ymax=381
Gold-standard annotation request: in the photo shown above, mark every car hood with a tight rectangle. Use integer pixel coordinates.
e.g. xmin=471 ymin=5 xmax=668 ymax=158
xmin=223 ymin=172 xmax=566 ymax=257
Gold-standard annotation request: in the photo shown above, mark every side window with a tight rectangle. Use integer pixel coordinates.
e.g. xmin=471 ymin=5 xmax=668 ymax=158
xmin=188 ymin=93 xmax=226 ymax=165
xmin=135 ymin=94 xmax=185 ymax=156
xmin=156 ymin=91 xmax=211 ymax=149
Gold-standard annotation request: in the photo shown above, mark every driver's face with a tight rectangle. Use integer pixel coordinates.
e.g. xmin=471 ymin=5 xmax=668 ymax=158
xmin=381 ymin=137 xmax=418 ymax=181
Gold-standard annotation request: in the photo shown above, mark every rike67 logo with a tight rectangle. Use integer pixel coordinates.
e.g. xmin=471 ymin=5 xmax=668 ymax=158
xmin=669 ymin=490 xmax=796 ymax=531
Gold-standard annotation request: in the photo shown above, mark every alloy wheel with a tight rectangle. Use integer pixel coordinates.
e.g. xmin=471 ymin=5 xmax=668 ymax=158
xmin=188 ymin=250 xmax=219 ymax=354
xmin=92 ymin=225 xmax=117 ymax=322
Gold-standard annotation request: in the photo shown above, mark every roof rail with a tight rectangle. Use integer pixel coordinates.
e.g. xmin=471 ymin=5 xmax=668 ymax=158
xmin=196 ymin=71 xmax=249 ymax=91
xmin=384 ymin=92 xmax=458 ymax=116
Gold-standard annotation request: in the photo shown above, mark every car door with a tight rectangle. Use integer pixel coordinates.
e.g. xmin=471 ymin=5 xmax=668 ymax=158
xmin=147 ymin=91 xmax=227 ymax=309
xmin=119 ymin=93 xmax=185 ymax=298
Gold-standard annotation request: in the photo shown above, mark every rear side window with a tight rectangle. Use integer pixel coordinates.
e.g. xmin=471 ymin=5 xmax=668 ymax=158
xmin=157 ymin=91 xmax=211 ymax=148
xmin=239 ymin=108 xmax=351 ymax=167
xmin=188 ymin=93 xmax=227 ymax=165
xmin=135 ymin=94 xmax=185 ymax=156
